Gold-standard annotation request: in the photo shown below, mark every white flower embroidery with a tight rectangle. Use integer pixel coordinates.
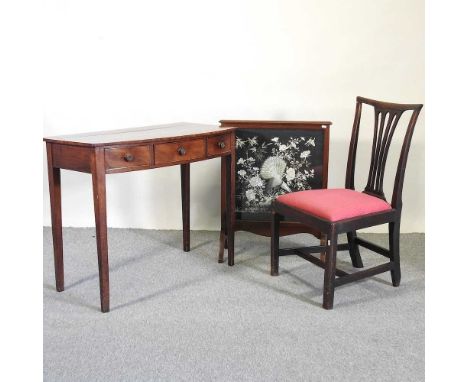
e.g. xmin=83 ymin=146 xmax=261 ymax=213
xmin=236 ymin=138 xmax=245 ymax=148
xmin=285 ymin=168 xmax=295 ymax=181
xmin=271 ymin=137 xmax=279 ymax=142
xmin=238 ymin=170 xmax=246 ymax=177
xmin=300 ymin=150 xmax=310 ymax=158
xmin=246 ymin=189 xmax=256 ymax=201
xmin=237 ymin=158 xmax=245 ymax=164
xmin=249 ymin=176 xmax=263 ymax=187
xmin=306 ymin=138 xmax=316 ymax=147
xmin=248 ymin=137 xmax=258 ymax=146
xmin=279 ymin=144 xmax=287 ymax=151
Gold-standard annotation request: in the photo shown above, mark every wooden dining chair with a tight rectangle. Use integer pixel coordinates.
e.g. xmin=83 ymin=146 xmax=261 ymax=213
xmin=270 ymin=96 xmax=423 ymax=309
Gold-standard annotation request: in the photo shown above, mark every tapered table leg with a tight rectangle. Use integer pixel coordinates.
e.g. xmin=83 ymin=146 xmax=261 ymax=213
xmin=46 ymin=143 xmax=64 ymax=292
xmin=180 ymin=163 xmax=190 ymax=252
xmin=226 ymin=153 xmax=235 ymax=266
xmin=218 ymin=156 xmax=227 ymax=263
xmin=91 ymin=148 xmax=110 ymax=313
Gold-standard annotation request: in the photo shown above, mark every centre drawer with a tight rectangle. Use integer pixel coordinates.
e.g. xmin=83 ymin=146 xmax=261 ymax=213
xmin=154 ymin=138 xmax=206 ymax=166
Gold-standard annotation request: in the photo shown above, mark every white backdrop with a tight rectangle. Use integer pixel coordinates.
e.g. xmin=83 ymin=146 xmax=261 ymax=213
xmin=43 ymin=0 xmax=424 ymax=233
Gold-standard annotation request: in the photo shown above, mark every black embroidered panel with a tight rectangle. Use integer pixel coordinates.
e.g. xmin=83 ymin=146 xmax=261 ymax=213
xmin=235 ymin=129 xmax=325 ymax=221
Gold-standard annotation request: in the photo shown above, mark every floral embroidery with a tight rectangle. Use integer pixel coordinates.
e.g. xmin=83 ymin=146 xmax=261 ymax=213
xmin=306 ymin=138 xmax=316 ymax=147
xmin=245 ymin=189 xmax=256 ymax=201
xmin=285 ymin=168 xmax=295 ymax=181
xmin=235 ymin=131 xmax=322 ymax=214
xmin=249 ymin=176 xmax=263 ymax=187
xmin=300 ymin=150 xmax=310 ymax=158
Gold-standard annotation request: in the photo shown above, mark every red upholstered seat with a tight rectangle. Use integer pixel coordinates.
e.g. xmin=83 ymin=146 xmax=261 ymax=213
xmin=276 ymin=188 xmax=392 ymax=222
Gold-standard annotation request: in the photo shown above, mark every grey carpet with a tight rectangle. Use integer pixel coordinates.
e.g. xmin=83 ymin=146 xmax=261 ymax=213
xmin=43 ymin=228 xmax=424 ymax=382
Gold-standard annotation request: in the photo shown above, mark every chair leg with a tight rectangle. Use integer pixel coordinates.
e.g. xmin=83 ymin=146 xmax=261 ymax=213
xmin=389 ymin=221 xmax=401 ymax=287
xmin=323 ymin=227 xmax=338 ymax=309
xmin=271 ymin=211 xmax=280 ymax=276
xmin=319 ymin=233 xmax=327 ymax=262
xmin=347 ymin=231 xmax=364 ymax=268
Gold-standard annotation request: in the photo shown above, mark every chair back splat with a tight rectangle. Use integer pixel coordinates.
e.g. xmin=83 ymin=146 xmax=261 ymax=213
xmin=345 ymin=96 xmax=423 ymax=209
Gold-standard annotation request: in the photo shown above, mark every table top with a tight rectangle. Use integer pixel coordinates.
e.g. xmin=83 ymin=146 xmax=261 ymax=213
xmin=44 ymin=122 xmax=234 ymax=147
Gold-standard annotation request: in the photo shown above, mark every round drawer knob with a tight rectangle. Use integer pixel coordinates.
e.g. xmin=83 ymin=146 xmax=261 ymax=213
xmin=123 ymin=153 xmax=134 ymax=162
xmin=217 ymin=141 xmax=226 ymax=149
xmin=178 ymin=147 xmax=186 ymax=156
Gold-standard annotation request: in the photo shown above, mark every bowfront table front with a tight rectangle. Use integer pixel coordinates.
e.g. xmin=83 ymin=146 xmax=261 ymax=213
xmin=44 ymin=123 xmax=235 ymax=312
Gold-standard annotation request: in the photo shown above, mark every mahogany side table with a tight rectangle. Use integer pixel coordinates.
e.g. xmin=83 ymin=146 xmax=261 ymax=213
xmin=44 ymin=123 xmax=235 ymax=313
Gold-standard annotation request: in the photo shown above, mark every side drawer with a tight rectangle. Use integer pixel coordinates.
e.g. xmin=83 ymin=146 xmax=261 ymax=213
xmin=154 ymin=139 xmax=206 ymax=166
xmin=104 ymin=144 xmax=153 ymax=172
xmin=207 ymin=134 xmax=231 ymax=157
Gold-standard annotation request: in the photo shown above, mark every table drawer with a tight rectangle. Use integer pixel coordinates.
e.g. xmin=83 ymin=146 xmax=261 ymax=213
xmin=105 ymin=145 xmax=152 ymax=171
xmin=154 ymin=138 xmax=206 ymax=166
xmin=207 ymin=134 xmax=231 ymax=156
